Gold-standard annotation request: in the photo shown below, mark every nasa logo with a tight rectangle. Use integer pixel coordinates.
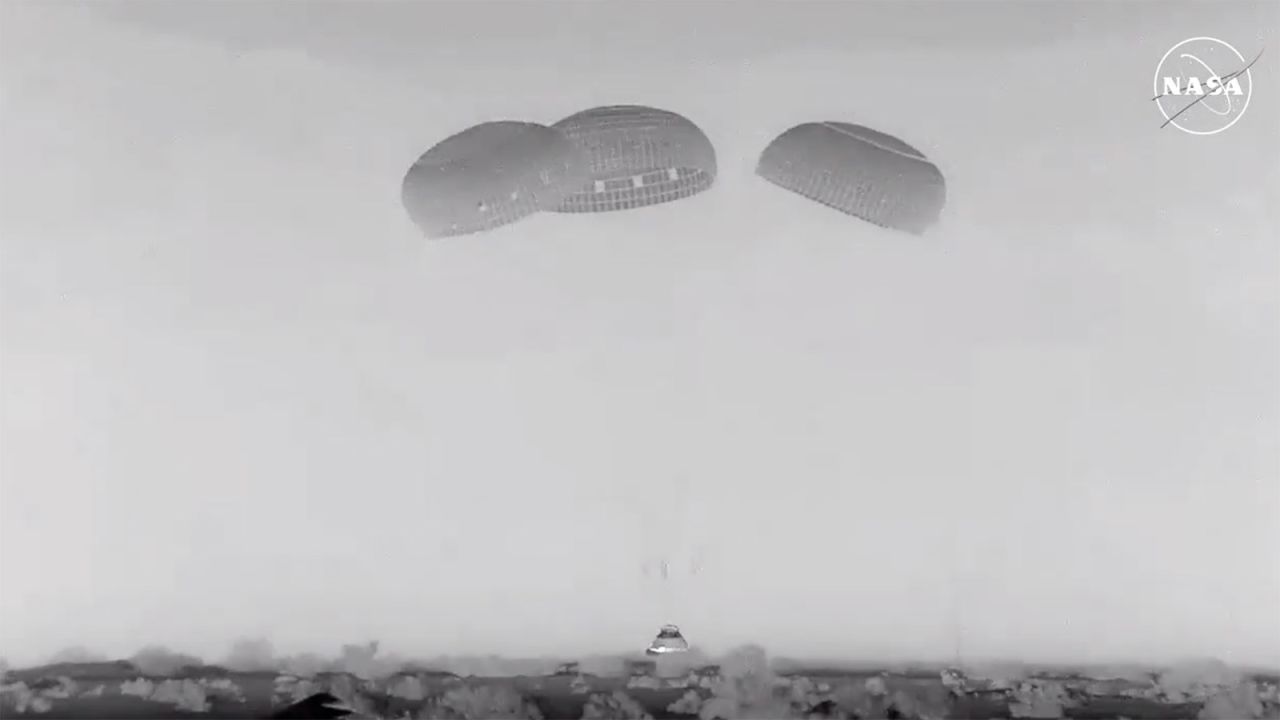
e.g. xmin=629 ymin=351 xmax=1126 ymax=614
xmin=1153 ymin=37 xmax=1258 ymax=135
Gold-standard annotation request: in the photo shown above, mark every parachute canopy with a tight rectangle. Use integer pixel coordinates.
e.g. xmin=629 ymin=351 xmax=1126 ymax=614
xmin=756 ymin=122 xmax=946 ymax=234
xmin=401 ymin=121 xmax=589 ymax=238
xmin=550 ymin=105 xmax=717 ymax=213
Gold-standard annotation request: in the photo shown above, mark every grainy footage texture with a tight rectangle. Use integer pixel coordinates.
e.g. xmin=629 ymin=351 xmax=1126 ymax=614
xmin=1 ymin=1 xmax=1278 ymax=718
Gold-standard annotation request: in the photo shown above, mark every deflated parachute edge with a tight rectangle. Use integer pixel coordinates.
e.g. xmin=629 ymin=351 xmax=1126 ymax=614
xmin=550 ymin=105 xmax=718 ymax=213
xmin=755 ymin=122 xmax=947 ymax=235
xmin=401 ymin=121 xmax=591 ymax=239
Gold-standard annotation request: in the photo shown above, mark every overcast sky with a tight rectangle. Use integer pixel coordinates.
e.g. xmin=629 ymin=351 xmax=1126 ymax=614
xmin=1 ymin=0 xmax=1277 ymax=669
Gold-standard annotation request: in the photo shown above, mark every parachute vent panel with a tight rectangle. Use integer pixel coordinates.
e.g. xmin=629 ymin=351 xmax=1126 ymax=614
xmin=401 ymin=121 xmax=591 ymax=238
xmin=756 ymin=122 xmax=946 ymax=235
xmin=551 ymin=105 xmax=717 ymax=213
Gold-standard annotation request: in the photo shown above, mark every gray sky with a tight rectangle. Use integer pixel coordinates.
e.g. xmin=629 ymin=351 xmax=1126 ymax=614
xmin=1 ymin=0 xmax=1277 ymax=669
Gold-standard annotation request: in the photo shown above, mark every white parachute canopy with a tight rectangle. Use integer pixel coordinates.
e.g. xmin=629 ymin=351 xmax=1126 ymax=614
xmin=756 ymin=121 xmax=947 ymax=235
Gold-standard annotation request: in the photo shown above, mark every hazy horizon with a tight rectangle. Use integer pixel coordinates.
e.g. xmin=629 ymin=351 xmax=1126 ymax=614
xmin=1 ymin=1 xmax=1277 ymax=670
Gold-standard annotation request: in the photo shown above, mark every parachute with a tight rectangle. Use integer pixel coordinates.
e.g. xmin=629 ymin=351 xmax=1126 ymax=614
xmin=755 ymin=121 xmax=946 ymax=234
xmin=550 ymin=105 xmax=717 ymax=213
xmin=401 ymin=121 xmax=590 ymax=238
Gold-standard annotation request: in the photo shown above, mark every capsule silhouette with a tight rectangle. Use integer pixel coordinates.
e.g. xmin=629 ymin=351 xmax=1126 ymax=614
xmin=646 ymin=624 xmax=690 ymax=655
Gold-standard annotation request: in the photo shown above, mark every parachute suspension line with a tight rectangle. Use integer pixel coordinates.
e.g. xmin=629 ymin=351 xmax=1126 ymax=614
xmin=639 ymin=485 xmax=678 ymax=625
xmin=636 ymin=473 xmax=703 ymax=655
xmin=947 ymin=500 xmax=966 ymax=670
